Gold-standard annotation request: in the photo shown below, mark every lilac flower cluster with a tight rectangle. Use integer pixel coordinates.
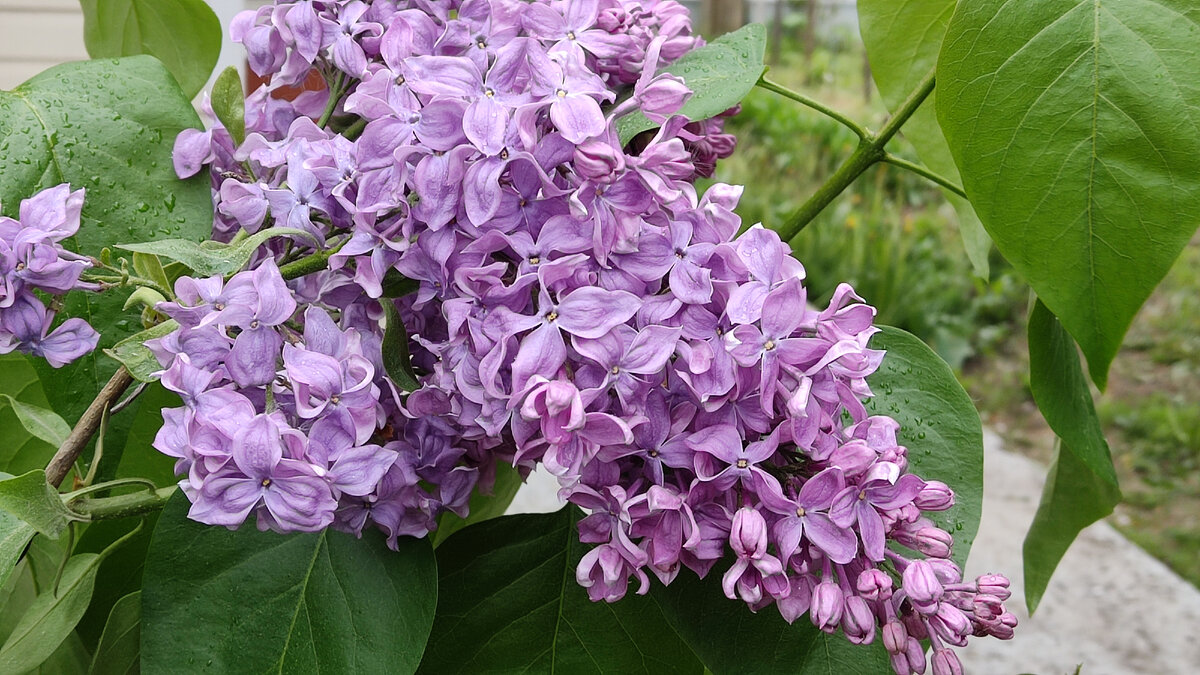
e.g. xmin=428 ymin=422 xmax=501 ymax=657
xmin=0 ymin=184 xmax=100 ymax=367
xmin=153 ymin=0 xmax=1014 ymax=670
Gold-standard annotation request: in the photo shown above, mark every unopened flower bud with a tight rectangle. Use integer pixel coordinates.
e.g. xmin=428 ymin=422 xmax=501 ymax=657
xmin=927 ymin=559 xmax=962 ymax=585
xmin=915 ymin=480 xmax=954 ymax=511
xmin=931 ymin=648 xmax=963 ymax=675
xmin=905 ymin=637 xmax=928 ymax=674
xmin=907 ymin=527 xmax=953 ymax=558
xmin=902 ymin=560 xmax=943 ymax=612
xmin=730 ymin=506 xmax=768 ymax=558
xmin=883 ymin=618 xmax=908 ymax=654
xmin=972 ymin=593 xmax=1005 ymax=621
xmin=976 ymin=573 xmax=1012 ymax=600
xmin=930 ymin=603 xmax=970 ymax=646
xmin=638 ymin=74 xmax=691 ymax=117
xmin=810 ymin=580 xmax=844 ymax=633
xmin=842 ymin=595 xmax=876 ymax=645
xmin=573 ymin=139 xmax=625 ymax=181
xmin=857 ymin=568 xmax=893 ymax=601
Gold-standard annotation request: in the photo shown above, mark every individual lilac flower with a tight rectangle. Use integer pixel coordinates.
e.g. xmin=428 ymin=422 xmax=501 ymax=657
xmin=830 ymin=469 xmax=924 ymax=561
xmin=768 ymin=467 xmax=859 ymax=565
xmin=190 ymin=415 xmax=336 ymax=532
xmin=0 ymin=293 xmax=98 ymax=367
xmin=722 ymin=506 xmax=788 ymax=604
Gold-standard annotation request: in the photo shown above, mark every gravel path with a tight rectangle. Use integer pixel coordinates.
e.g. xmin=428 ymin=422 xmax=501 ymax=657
xmin=506 ymin=430 xmax=1200 ymax=673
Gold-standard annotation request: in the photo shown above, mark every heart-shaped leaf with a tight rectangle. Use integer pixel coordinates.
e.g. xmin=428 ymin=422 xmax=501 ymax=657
xmin=141 ymin=493 xmax=438 ymax=674
xmin=421 ymin=508 xmax=702 ymax=674
xmin=650 ymin=570 xmax=891 ymax=674
xmin=0 ymin=56 xmax=211 ymax=448
xmin=866 ymin=325 xmax=984 ymax=569
xmin=937 ymin=0 xmax=1200 ymax=387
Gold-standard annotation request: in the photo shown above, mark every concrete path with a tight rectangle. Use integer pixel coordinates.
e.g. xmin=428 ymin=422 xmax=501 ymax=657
xmin=960 ymin=431 xmax=1200 ymax=675
xmin=506 ymin=430 xmax=1200 ymax=674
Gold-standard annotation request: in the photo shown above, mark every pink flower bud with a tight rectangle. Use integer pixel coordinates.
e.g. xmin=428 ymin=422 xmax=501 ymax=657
xmin=810 ymin=579 xmax=844 ymax=633
xmin=902 ymin=560 xmax=944 ymax=612
xmin=638 ymin=74 xmax=691 ymax=117
xmin=931 ymin=648 xmax=963 ymax=675
xmin=927 ymin=559 xmax=962 ymax=585
xmin=910 ymin=527 xmax=953 ymax=558
xmin=857 ymin=568 xmax=893 ymax=601
xmin=883 ymin=618 xmax=908 ymax=654
xmin=842 ymin=595 xmax=876 ymax=645
xmin=729 ymin=506 xmax=768 ymax=558
xmin=976 ymin=573 xmax=1012 ymax=600
xmin=915 ymin=480 xmax=955 ymax=511
xmin=905 ymin=637 xmax=928 ymax=674
xmin=930 ymin=603 xmax=970 ymax=646
xmin=573 ymin=139 xmax=626 ymax=181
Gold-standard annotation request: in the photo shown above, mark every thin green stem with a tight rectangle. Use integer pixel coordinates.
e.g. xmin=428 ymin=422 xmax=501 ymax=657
xmin=70 ymin=486 xmax=177 ymax=522
xmin=874 ymin=68 xmax=936 ymax=148
xmin=774 ymin=67 xmax=937 ymax=241
xmin=317 ymin=72 xmax=347 ymax=128
xmin=882 ymin=154 xmax=967 ymax=199
xmin=343 ymin=117 xmax=367 ymax=141
xmin=756 ymin=77 xmax=867 ymax=140
xmin=278 ymin=239 xmax=346 ymax=280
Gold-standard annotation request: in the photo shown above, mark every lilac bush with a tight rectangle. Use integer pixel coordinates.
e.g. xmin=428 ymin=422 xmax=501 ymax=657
xmin=127 ymin=0 xmax=1017 ymax=671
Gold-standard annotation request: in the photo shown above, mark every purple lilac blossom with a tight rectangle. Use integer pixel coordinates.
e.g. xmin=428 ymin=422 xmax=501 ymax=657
xmin=151 ymin=1 xmax=1016 ymax=670
xmin=0 ymin=184 xmax=100 ymax=367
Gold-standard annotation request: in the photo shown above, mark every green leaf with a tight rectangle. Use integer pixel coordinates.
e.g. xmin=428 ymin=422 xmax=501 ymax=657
xmin=89 ymin=591 xmax=140 ymax=675
xmin=141 ymin=492 xmax=437 ymax=674
xmin=110 ymin=384 xmax=179 ymax=488
xmin=0 ymin=354 xmax=65 ymax=477
xmin=857 ymin=0 xmax=991 ymax=278
xmin=421 ymin=508 xmax=703 ymax=674
xmin=1023 ymin=300 xmax=1121 ymax=612
xmin=936 ymin=0 xmax=1200 ymax=388
xmin=650 ymin=571 xmax=890 ymax=674
xmin=122 ymin=286 xmax=167 ymax=312
xmin=79 ymin=0 xmax=222 ymax=99
xmin=73 ymin=515 xmax=156 ymax=651
xmin=0 ymin=56 xmax=209 ymax=259
xmin=104 ymin=320 xmax=178 ymax=384
xmin=0 ymin=553 xmax=101 ymax=674
xmin=616 ymin=23 xmax=767 ymax=145
xmin=0 ymin=55 xmax=211 ymax=450
xmin=210 ymin=66 xmax=245 ymax=146
xmin=431 ymin=462 xmax=522 ymax=547
xmin=0 ymin=394 xmax=71 ymax=448
xmin=118 ymin=228 xmax=318 ymax=278
xmin=0 ymin=470 xmax=78 ymax=539
xmin=37 ymin=631 xmax=91 ymax=675
xmin=865 ymin=326 xmax=984 ymax=568
xmin=382 ymin=300 xmax=420 ymax=392
xmin=0 ymin=500 xmax=36 ymax=590
xmin=131 ymin=252 xmax=172 ymax=297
